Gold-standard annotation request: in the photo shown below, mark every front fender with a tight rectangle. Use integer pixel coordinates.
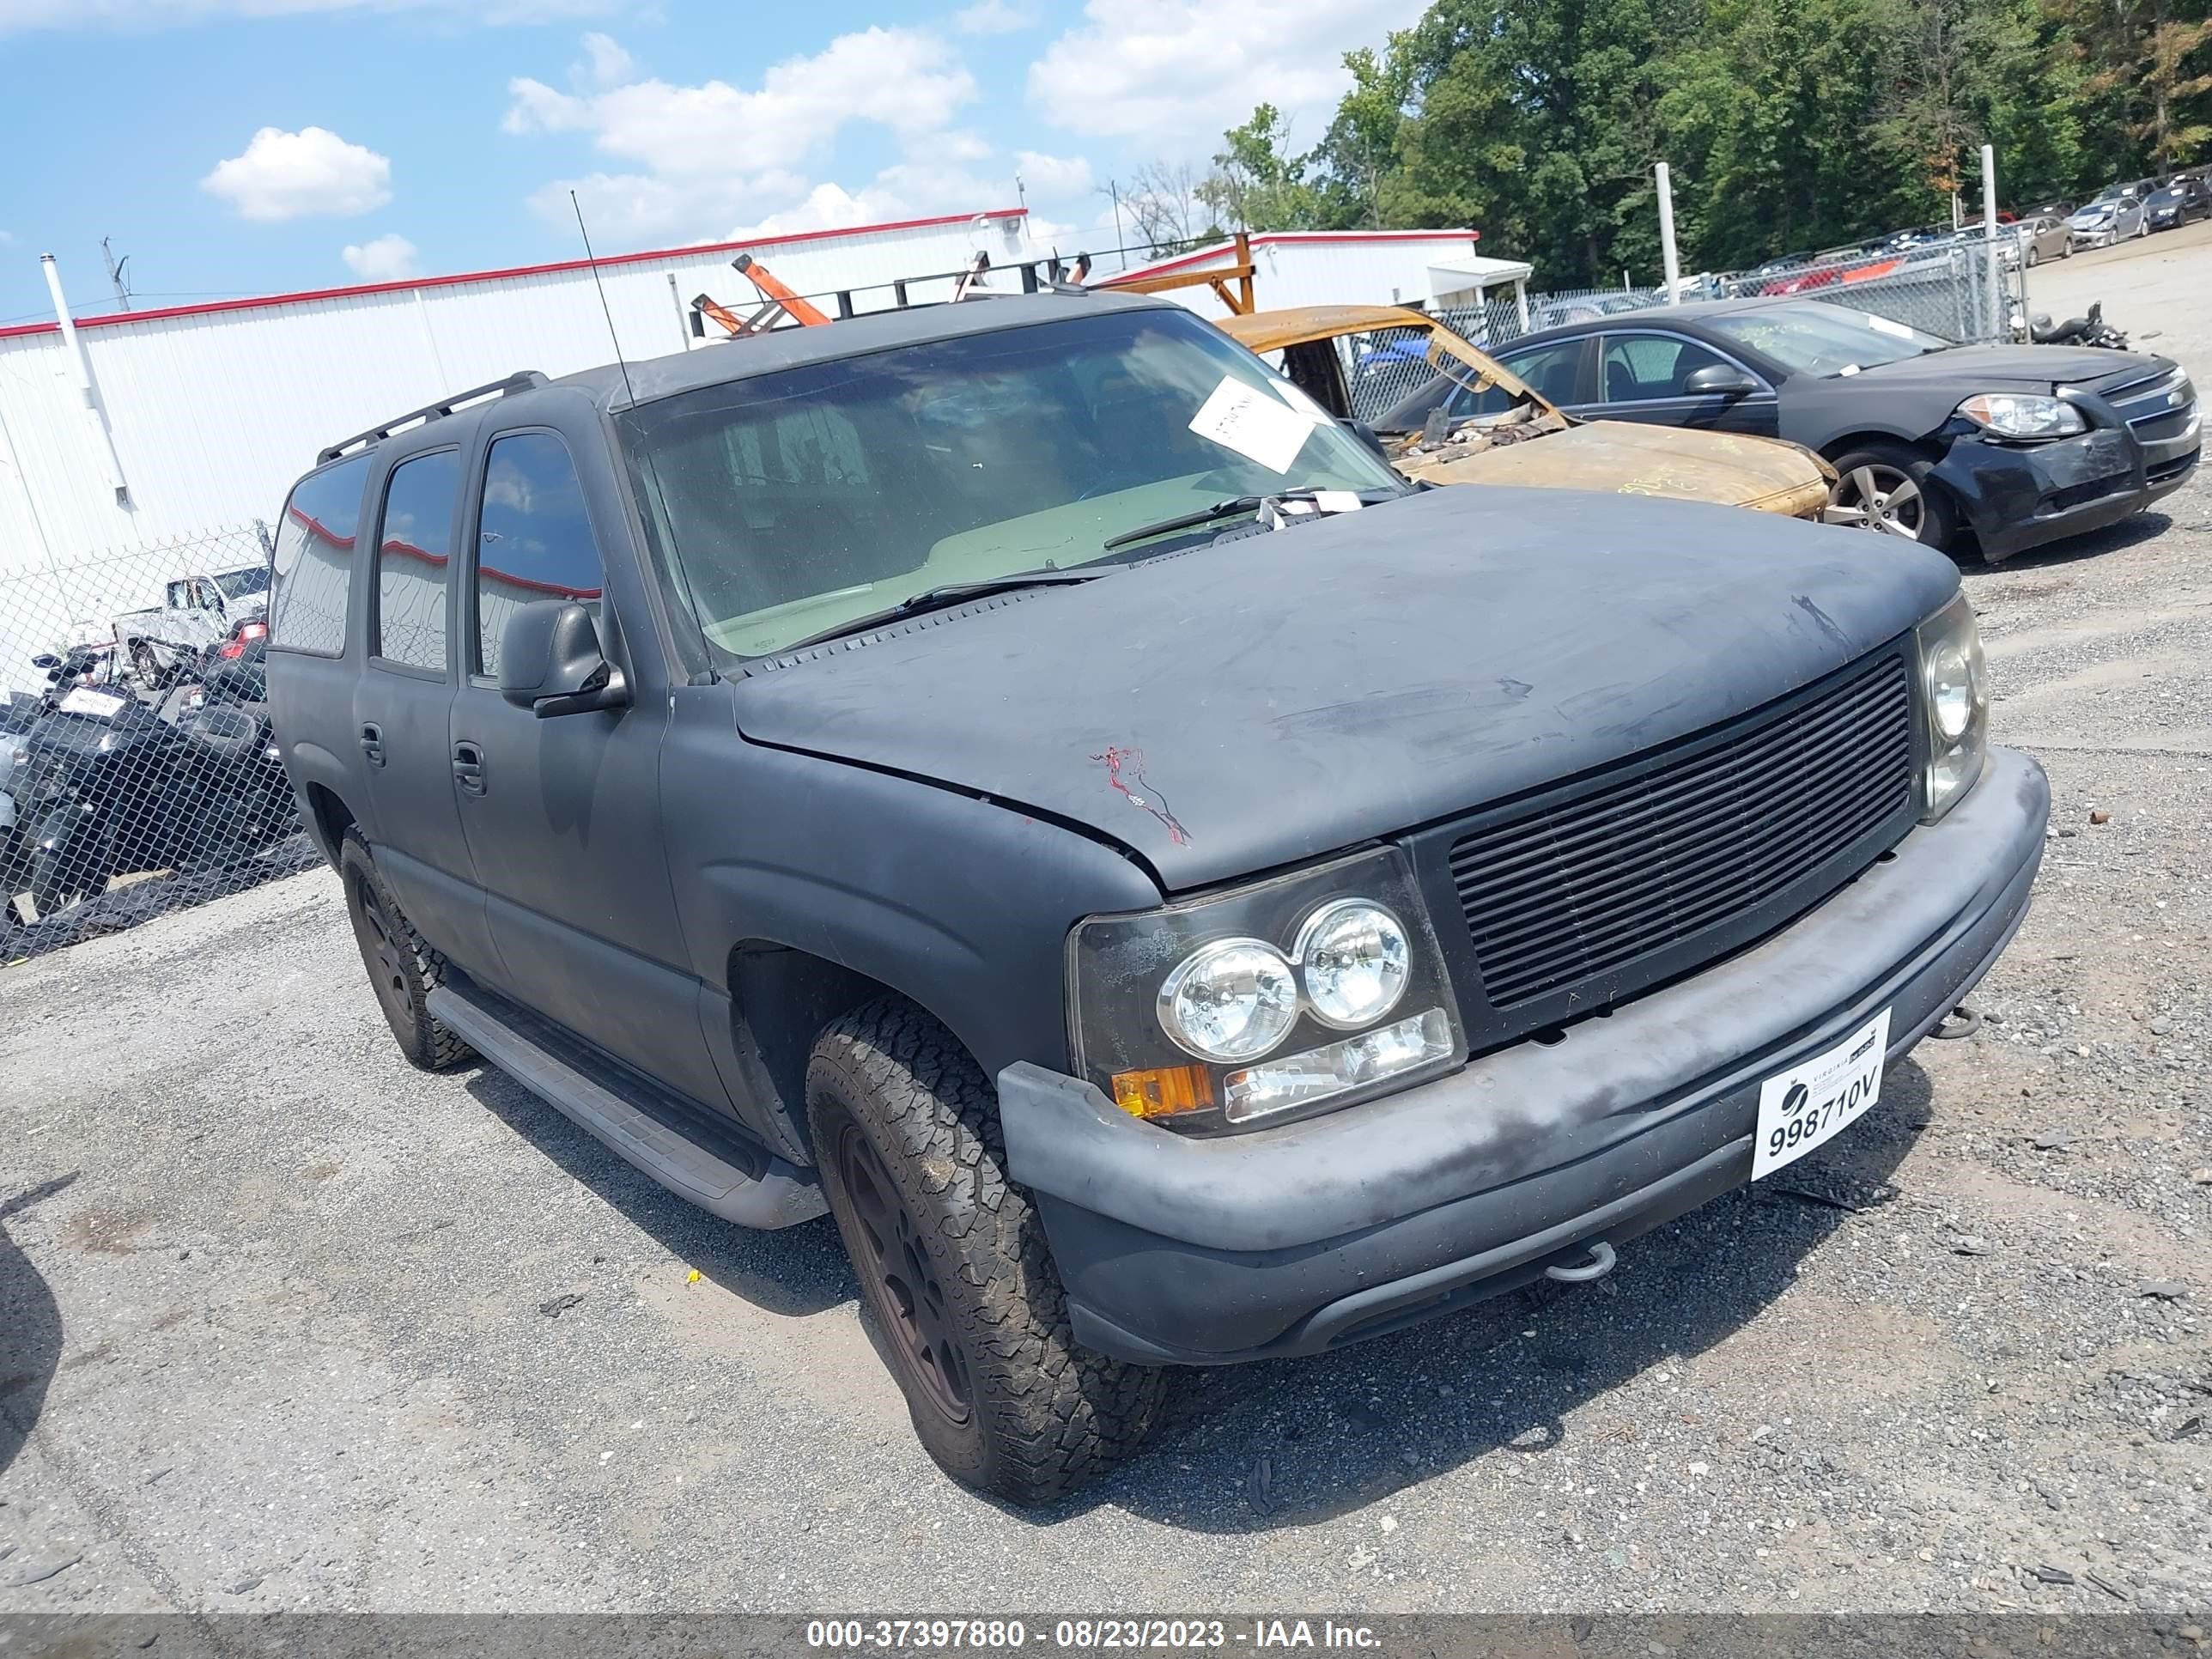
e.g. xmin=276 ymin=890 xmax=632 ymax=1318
xmin=661 ymin=697 xmax=1164 ymax=1151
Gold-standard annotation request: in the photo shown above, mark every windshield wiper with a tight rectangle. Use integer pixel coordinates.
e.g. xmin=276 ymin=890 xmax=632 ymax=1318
xmin=779 ymin=569 xmax=1113 ymax=652
xmin=1103 ymin=487 xmax=1395 ymax=552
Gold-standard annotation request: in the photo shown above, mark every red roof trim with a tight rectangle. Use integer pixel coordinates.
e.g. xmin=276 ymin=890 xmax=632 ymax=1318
xmin=1102 ymin=228 xmax=1480 ymax=283
xmin=0 ymin=208 xmax=1030 ymax=343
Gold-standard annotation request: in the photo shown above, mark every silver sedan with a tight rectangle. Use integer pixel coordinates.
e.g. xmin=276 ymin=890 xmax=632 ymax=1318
xmin=2014 ymin=214 xmax=2073 ymax=266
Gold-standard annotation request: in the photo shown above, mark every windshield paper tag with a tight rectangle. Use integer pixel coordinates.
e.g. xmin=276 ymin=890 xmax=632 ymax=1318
xmin=1864 ymin=315 xmax=1916 ymax=339
xmin=59 ymin=687 xmax=126 ymax=720
xmin=1189 ymin=378 xmax=1315 ymax=475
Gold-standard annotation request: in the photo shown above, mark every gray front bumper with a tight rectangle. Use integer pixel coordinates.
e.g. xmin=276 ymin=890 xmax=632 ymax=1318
xmin=1000 ymin=748 xmax=2051 ymax=1364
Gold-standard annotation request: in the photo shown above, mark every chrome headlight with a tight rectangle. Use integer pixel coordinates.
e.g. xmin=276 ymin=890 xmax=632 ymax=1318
xmin=1917 ymin=591 xmax=1990 ymax=822
xmin=1958 ymin=393 xmax=2087 ymax=439
xmin=1068 ymin=847 xmax=1461 ymax=1131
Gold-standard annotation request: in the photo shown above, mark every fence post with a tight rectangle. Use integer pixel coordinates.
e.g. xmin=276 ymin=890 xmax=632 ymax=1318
xmin=1980 ymin=144 xmax=2002 ymax=342
xmin=1656 ymin=164 xmax=1681 ymax=305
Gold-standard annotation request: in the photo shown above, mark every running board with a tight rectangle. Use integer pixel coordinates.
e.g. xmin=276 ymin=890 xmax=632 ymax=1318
xmin=428 ymin=981 xmax=826 ymax=1231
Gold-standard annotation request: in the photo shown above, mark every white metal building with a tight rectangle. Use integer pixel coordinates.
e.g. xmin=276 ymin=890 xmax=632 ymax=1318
xmin=0 ymin=207 xmax=1031 ymax=591
xmin=1102 ymin=230 xmax=1531 ymax=323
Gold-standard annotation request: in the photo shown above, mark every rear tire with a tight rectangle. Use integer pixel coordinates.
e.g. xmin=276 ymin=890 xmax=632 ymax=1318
xmin=807 ymin=999 xmax=1164 ymax=1506
xmin=339 ymin=831 xmax=472 ymax=1071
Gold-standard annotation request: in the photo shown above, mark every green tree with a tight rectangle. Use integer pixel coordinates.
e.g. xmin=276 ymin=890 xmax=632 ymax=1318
xmin=1197 ymin=104 xmax=1332 ymax=230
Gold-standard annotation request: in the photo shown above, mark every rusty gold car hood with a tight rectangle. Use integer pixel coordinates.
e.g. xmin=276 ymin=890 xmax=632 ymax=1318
xmin=1218 ymin=304 xmax=1830 ymax=516
xmin=1397 ymin=422 xmax=1833 ymax=517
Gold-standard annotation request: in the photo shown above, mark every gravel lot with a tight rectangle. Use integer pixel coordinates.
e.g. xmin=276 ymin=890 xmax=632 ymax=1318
xmin=3 ymin=229 xmax=2209 ymax=1618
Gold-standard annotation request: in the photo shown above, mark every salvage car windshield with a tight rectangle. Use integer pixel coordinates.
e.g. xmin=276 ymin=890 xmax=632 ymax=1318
xmin=618 ymin=307 xmax=1404 ymax=659
xmin=1705 ymin=302 xmax=1950 ymax=378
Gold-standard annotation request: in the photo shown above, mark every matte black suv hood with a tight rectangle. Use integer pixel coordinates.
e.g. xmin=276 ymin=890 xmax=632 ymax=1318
xmin=731 ymin=487 xmax=1957 ymax=891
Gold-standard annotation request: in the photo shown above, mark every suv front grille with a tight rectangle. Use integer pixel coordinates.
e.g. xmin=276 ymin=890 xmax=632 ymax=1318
xmin=1445 ymin=652 xmax=1915 ymax=1010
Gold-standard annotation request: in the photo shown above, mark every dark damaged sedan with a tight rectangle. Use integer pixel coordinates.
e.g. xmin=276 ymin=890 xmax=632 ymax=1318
xmin=1380 ymin=296 xmax=2200 ymax=561
xmin=267 ymin=291 xmax=2051 ymax=1504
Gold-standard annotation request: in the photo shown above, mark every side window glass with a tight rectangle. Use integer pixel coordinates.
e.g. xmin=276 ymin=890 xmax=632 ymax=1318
xmin=1600 ymin=337 xmax=1728 ymax=403
xmin=1451 ymin=342 xmax=1583 ymax=416
xmin=477 ymin=432 xmax=605 ymax=678
xmin=373 ymin=451 xmax=460 ymax=672
xmin=270 ymin=453 xmax=370 ymax=656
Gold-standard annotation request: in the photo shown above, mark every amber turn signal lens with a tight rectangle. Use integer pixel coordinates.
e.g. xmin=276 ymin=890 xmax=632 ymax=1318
xmin=1110 ymin=1064 xmax=1215 ymax=1120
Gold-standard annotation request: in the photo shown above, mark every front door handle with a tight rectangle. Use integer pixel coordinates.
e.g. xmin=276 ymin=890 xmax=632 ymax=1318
xmin=452 ymin=740 xmax=485 ymax=797
xmin=359 ymin=722 xmax=386 ymax=768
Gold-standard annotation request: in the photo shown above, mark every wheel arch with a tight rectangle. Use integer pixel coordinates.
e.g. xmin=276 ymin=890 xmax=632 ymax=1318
xmin=719 ymin=940 xmax=984 ymax=1168
xmin=301 ymin=781 xmax=356 ymax=870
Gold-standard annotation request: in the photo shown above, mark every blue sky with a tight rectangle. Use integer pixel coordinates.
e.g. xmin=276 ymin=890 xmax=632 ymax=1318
xmin=0 ymin=0 xmax=1425 ymax=328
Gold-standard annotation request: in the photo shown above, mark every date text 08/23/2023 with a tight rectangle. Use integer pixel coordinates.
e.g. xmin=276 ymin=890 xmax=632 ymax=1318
xmin=804 ymin=1620 xmax=1386 ymax=1650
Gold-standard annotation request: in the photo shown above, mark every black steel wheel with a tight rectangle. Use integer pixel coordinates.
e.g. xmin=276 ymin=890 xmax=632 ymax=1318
xmin=339 ymin=831 xmax=472 ymax=1070
xmin=836 ymin=1119 xmax=975 ymax=1426
xmin=807 ymin=999 xmax=1164 ymax=1505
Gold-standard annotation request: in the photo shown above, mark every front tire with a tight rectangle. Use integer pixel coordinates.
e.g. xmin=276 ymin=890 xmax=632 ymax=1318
xmin=1822 ymin=442 xmax=1960 ymax=550
xmin=807 ymin=1000 xmax=1164 ymax=1506
xmin=340 ymin=832 xmax=472 ymax=1070
xmin=27 ymin=826 xmax=109 ymax=921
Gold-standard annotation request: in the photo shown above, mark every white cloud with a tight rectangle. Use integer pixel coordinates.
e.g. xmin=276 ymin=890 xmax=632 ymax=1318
xmin=1028 ymin=0 xmax=1425 ymax=145
xmin=202 ymin=125 xmax=392 ymax=222
xmin=0 ymin=0 xmax=611 ymax=31
xmin=579 ymin=29 xmax=631 ymax=87
xmin=507 ymin=28 xmax=994 ymax=243
xmin=342 ymin=233 xmax=421 ymax=281
xmin=953 ymin=0 xmax=1033 ymax=34
xmin=1014 ymin=149 xmax=1092 ymax=200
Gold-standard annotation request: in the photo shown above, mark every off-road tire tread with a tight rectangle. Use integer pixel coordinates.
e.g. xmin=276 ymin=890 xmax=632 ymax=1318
xmin=808 ymin=997 xmax=1163 ymax=1506
xmin=340 ymin=831 xmax=473 ymax=1072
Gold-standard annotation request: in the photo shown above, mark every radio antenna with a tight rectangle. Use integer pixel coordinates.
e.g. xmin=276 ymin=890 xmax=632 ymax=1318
xmin=569 ymin=193 xmax=718 ymax=681
xmin=571 ymin=191 xmax=638 ymax=407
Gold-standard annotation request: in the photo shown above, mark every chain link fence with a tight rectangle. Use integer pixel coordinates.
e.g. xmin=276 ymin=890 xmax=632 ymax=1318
xmin=1338 ymin=228 xmax=2028 ymax=423
xmin=1 ymin=524 xmax=313 ymax=962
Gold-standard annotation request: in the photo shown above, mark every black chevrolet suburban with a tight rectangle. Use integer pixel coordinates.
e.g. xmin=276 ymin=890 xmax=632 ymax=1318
xmin=266 ymin=290 xmax=2050 ymax=1504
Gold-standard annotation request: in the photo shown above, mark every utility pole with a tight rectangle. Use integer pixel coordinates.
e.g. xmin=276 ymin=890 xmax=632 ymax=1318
xmin=101 ymin=238 xmax=132 ymax=311
xmin=1656 ymin=163 xmax=1681 ymax=304
xmin=1108 ymin=179 xmax=1127 ymax=270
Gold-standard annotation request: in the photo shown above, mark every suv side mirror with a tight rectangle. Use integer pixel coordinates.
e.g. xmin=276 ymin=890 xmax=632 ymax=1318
xmin=30 ymin=653 xmax=60 ymax=671
xmin=498 ymin=600 xmax=629 ymax=719
xmin=1683 ymin=364 xmax=1759 ymax=398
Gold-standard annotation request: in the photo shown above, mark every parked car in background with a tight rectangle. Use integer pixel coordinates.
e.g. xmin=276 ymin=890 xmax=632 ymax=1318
xmin=112 ymin=562 xmax=271 ymax=686
xmin=2014 ymin=215 xmax=2073 ymax=267
xmin=1524 ymin=292 xmax=1653 ymax=331
xmin=2145 ymin=176 xmax=2211 ymax=231
xmin=1224 ymin=304 xmax=1832 ymax=520
xmin=1377 ymin=296 xmax=2199 ymax=561
xmin=2069 ymin=184 xmax=2153 ymax=247
xmin=268 ymin=289 xmax=2049 ymax=1505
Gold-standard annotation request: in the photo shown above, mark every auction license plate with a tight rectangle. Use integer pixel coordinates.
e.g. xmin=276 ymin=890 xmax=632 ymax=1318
xmin=1751 ymin=1007 xmax=1893 ymax=1181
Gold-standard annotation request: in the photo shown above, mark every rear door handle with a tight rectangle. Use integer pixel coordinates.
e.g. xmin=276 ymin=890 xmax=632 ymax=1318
xmin=452 ymin=740 xmax=485 ymax=797
xmin=359 ymin=722 xmax=386 ymax=768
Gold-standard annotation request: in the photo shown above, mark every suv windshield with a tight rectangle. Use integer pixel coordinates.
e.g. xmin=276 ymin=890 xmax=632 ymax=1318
xmin=618 ymin=307 xmax=1404 ymax=659
xmin=1704 ymin=301 xmax=1950 ymax=377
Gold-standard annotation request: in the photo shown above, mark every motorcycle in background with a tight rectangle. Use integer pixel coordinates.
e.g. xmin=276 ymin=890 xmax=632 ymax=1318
xmin=2030 ymin=301 xmax=2129 ymax=350
xmin=3 ymin=638 xmax=296 ymax=926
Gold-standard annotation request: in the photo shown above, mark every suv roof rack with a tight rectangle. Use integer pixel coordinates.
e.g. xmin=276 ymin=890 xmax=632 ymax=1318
xmin=317 ymin=369 xmax=550 ymax=465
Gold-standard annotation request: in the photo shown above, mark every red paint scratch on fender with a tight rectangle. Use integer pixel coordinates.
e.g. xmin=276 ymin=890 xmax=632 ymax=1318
xmin=1091 ymin=745 xmax=1192 ymax=846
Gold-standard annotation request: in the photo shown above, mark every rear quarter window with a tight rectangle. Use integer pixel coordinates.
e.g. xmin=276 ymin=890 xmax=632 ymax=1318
xmin=270 ymin=454 xmax=370 ymax=656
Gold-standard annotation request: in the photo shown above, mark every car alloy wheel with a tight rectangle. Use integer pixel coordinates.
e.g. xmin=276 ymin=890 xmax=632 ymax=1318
xmin=1824 ymin=464 xmax=1928 ymax=539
